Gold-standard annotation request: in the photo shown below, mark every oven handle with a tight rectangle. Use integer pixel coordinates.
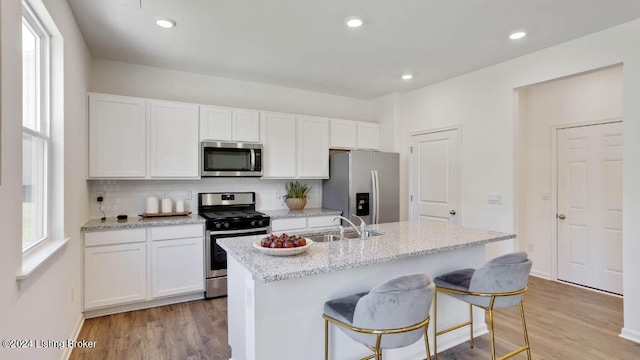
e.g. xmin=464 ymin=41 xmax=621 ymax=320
xmin=209 ymin=227 xmax=270 ymax=235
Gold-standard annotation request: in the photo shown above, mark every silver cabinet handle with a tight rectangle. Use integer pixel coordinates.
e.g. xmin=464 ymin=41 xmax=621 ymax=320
xmin=558 ymin=214 xmax=566 ymax=220
xmin=449 ymin=210 xmax=456 ymax=215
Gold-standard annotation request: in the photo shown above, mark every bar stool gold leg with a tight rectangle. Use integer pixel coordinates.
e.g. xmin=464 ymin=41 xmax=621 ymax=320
xmin=520 ymin=301 xmax=532 ymax=360
xmin=433 ymin=291 xmax=438 ymax=359
xmin=469 ymin=304 xmax=474 ymax=348
xmin=488 ymin=307 xmax=496 ymax=360
xmin=325 ymin=318 xmax=329 ymax=360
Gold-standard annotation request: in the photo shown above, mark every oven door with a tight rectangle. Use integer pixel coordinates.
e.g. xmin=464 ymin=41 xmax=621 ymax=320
xmin=206 ymin=227 xmax=269 ymax=279
xmin=201 ymin=142 xmax=263 ymax=177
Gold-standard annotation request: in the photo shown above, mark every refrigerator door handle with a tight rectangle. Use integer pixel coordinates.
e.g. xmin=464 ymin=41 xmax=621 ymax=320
xmin=371 ymin=170 xmax=377 ymax=224
xmin=374 ymin=170 xmax=380 ymax=224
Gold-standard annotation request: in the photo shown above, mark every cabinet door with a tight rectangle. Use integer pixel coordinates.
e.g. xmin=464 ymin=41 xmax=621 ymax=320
xmin=233 ymin=109 xmax=260 ymax=142
xmin=150 ymin=101 xmax=200 ymax=178
xmin=200 ymin=105 xmax=233 ymax=141
xmin=330 ymin=119 xmax=357 ymax=149
xmin=84 ymin=242 xmax=147 ymax=310
xmin=357 ymin=122 xmax=381 ymax=150
xmin=260 ymin=112 xmax=297 ymax=178
xmin=89 ymin=94 xmax=146 ymax=178
xmin=297 ymin=116 xmax=329 ymax=178
xmin=151 ymin=237 xmax=204 ymax=298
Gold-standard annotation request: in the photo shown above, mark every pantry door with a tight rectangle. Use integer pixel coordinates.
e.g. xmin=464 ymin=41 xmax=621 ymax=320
xmin=556 ymin=121 xmax=623 ymax=294
xmin=410 ymin=129 xmax=459 ymax=224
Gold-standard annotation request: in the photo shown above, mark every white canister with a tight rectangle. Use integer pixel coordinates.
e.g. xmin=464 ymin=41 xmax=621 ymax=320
xmin=161 ymin=197 xmax=173 ymax=213
xmin=146 ymin=196 xmax=159 ymax=214
xmin=175 ymin=199 xmax=185 ymax=213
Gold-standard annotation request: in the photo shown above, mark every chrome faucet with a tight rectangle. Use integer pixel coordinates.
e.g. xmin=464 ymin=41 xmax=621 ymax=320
xmin=331 ymin=216 xmax=361 ymax=239
xmin=351 ymin=214 xmax=367 ymax=239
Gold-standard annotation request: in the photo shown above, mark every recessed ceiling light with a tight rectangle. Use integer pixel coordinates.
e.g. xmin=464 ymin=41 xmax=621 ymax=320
xmin=345 ymin=16 xmax=364 ymax=28
xmin=509 ymin=31 xmax=526 ymax=40
xmin=156 ymin=18 xmax=176 ymax=29
xmin=401 ymin=74 xmax=413 ymax=80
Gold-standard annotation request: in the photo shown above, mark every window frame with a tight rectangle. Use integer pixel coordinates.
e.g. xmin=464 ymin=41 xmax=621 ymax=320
xmin=22 ymin=0 xmax=52 ymax=253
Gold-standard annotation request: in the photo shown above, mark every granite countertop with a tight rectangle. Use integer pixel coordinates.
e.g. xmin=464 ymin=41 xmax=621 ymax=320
xmin=82 ymin=215 xmax=205 ymax=231
xmin=218 ymin=219 xmax=516 ymax=283
xmin=260 ymin=208 xmax=342 ymax=219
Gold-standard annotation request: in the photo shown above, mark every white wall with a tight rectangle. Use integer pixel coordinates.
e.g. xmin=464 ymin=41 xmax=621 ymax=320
xmin=518 ymin=66 xmax=623 ymax=278
xmin=90 ymin=59 xmax=373 ymax=122
xmin=0 ymin=0 xmax=91 ymax=359
xmin=399 ymin=19 xmax=640 ymax=340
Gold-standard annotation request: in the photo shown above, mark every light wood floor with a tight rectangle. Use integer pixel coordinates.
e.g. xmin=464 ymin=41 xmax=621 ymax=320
xmin=71 ymin=276 xmax=640 ymax=359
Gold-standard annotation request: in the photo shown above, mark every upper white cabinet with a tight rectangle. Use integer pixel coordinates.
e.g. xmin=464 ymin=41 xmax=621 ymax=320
xmin=149 ymin=101 xmax=199 ymax=178
xmin=297 ymin=116 xmax=329 ymax=178
xmin=329 ymin=119 xmax=380 ymax=150
xmin=200 ymin=106 xmax=260 ymax=143
xmin=356 ymin=122 xmax=381 ymax=150
xmin=261 ymin=112 xmax=297 ymax=178
xmin=330 ymin=119 xmax=357 ymax=149
xmin=89 ymin=93 xmax=146 ymax=178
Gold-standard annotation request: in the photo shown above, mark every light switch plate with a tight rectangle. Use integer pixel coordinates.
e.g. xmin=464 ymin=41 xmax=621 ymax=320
xmin=488 ymin=192 xmax=502 ymax=204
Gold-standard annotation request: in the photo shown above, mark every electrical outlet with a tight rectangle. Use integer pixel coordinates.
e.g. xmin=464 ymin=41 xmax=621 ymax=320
xmin=185 ymin=190 xmax=192 ymax=200
xmin=527 ymin=243 xmax=534 ymax=252
xmin=70 ymin=286 xmax=75 ymax=304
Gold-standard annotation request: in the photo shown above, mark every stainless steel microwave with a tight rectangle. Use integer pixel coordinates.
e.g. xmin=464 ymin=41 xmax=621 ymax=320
xmin=201 ymin=141 xmax=263 ymax=177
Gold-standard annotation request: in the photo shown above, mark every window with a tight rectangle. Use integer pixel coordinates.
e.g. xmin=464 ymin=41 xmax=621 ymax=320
xmin=22 ymin=2 xmax=51 ymax=251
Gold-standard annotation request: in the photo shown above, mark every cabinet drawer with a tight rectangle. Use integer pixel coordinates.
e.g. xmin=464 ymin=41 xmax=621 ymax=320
xmin=149 ymin=224 xmax=203 ymax=241
xmin=271 ymin=218 xmax=307 ymax=232
xmin=85 ymin=228 xmax=146 ymax=247
xmin=307 ymin=216 xmax=340 ymax=229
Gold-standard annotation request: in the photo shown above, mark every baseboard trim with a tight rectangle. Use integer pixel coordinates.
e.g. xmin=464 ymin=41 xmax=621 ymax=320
xmin=61 ymin=313 xmax=85 ymax=360
xmin=530 ymin=271 xmax=551 ymax=280
xmin=434 ymin=323 xmax=488 ymax=354
xmin=620 ymin=328 xmax=640 ymax=344
xmin=83 ymin=292 xmax=204 ymax=319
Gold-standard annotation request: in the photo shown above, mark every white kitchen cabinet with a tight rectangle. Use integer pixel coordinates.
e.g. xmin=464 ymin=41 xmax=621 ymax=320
xmin=307 ymin=216 xmax=340 ymax=229
xmin=260 ymin=112 xmax=297 ymax=178
xmin=330 ymin=119 xmax=357 ymax=149
xmin=151 ymin=237 xmax=204 ymax=298
xmin=149 ymin=100 xmax=200 ymax=178
xmin=357 ymin=122 xmax=381 ymax=150
xmin=88 ymin=93 xmax=146 ymax=178
xmin=84 ymin=242 xmax=147 ymax=310
xmin=199 ymin=106 xmax=260 ymax=143
xmin=297 ymin=116 xmax=329 ymax=178
xmin=271 ymin=215 xmax=340 ymax=233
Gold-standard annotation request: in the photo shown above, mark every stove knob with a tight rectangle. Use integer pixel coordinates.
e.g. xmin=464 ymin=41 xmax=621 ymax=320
xmin=224 ymin=222 xmax=230 ymax=228
xmin=215 ymin=223 xmax=222 ymax=229
xmin=258 ymin=220 xmax=264 ymax=226
xmin=250 ymin=220 xmax=257 ymax=227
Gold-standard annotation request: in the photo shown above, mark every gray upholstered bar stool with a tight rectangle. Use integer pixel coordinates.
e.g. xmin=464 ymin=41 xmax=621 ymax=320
xmin=433 ymin=252 xmax=533 ymax=360
xmin=322 ymin=273 xmax=435 ymax=360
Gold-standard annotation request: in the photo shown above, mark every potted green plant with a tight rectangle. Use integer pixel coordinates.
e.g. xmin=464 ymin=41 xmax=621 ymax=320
xmin=282 ymin=181 xmax=311 ymax=210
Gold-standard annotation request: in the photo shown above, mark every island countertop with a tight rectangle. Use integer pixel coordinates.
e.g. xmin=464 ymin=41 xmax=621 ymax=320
xmin=218 ymin=219 xmax=515 ymax=283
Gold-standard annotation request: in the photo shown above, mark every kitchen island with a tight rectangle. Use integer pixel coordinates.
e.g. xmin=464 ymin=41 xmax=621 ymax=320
xmin=218 ymin=219 xmax=515 ymax=360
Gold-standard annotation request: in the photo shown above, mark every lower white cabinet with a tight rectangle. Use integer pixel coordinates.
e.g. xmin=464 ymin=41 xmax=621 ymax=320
xmin=84 ymin=242 xmax=147 ymax=310
xmin=83 ymin=224 xmax=204 ymax=313
xmin=151 ymin=237 xmax=204 ymax=298
xmin=271 ymin=215 xmax=340 ymax=233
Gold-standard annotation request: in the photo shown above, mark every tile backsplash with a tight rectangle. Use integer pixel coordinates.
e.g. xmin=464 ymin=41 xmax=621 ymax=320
xmin=88 ymin=178 xmax=323 ymax=219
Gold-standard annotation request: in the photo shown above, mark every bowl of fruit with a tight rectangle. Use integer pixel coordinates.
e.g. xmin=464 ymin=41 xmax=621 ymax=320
xmin=253 ymin=233 xmax=313 ymax=256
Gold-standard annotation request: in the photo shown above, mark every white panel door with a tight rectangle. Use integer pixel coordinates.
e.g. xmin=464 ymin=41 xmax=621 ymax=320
xmin=88 ymin=93 xmax=146 ymax=178
xmin=260 ymin=112 xmax=297 ymax=178
xmin=199 ymin=105 xmax=233 ymax=141
xmin=297 ymin=116 xmax=329 ymax=178
xmin=84 ymin=242 xmax=147 ymax=310
xmin=233 ymin=109 xmax=260 ymax=142
xmin=151 ymin=237 xmax=204 ymax=298
xmin=150 ymin=101 xmax=200 ymax=178
xmin=410 ymin=129 xmax=458 ymax=223
xmin=557 ymin=122 xmax=623 ymax=294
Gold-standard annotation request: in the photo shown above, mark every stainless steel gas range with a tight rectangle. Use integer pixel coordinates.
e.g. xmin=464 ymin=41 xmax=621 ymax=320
xmin=198 ymin=192 xmax=270 ymax=298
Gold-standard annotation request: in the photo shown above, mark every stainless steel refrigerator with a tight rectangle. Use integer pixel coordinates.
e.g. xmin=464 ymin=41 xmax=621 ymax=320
xmin=322 ymin=151 xmax=399 ymax=225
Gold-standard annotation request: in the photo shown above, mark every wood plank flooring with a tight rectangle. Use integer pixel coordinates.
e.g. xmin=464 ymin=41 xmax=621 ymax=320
xmin=70 ymin=276 xmax=640 ymax=359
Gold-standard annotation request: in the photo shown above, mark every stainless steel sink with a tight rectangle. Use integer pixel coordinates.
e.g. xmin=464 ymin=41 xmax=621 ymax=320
xmin=305 ymin=230 xmax=385 ymax=242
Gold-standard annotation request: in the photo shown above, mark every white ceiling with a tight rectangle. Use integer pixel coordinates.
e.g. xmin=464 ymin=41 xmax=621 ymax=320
xmin=67 ymin=0 xmax=640 ymax=99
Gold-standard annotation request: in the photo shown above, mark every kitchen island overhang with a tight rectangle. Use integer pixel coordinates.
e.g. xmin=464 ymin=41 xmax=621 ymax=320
xmin=219 ymin=219 xmax=516 ymax=360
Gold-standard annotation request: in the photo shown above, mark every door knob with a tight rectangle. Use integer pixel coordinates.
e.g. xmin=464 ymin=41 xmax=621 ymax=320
xmin=449 ymin=210 xmax=456 ymax=215
xmin=557 ymin=214 xmax=566 ymax=220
